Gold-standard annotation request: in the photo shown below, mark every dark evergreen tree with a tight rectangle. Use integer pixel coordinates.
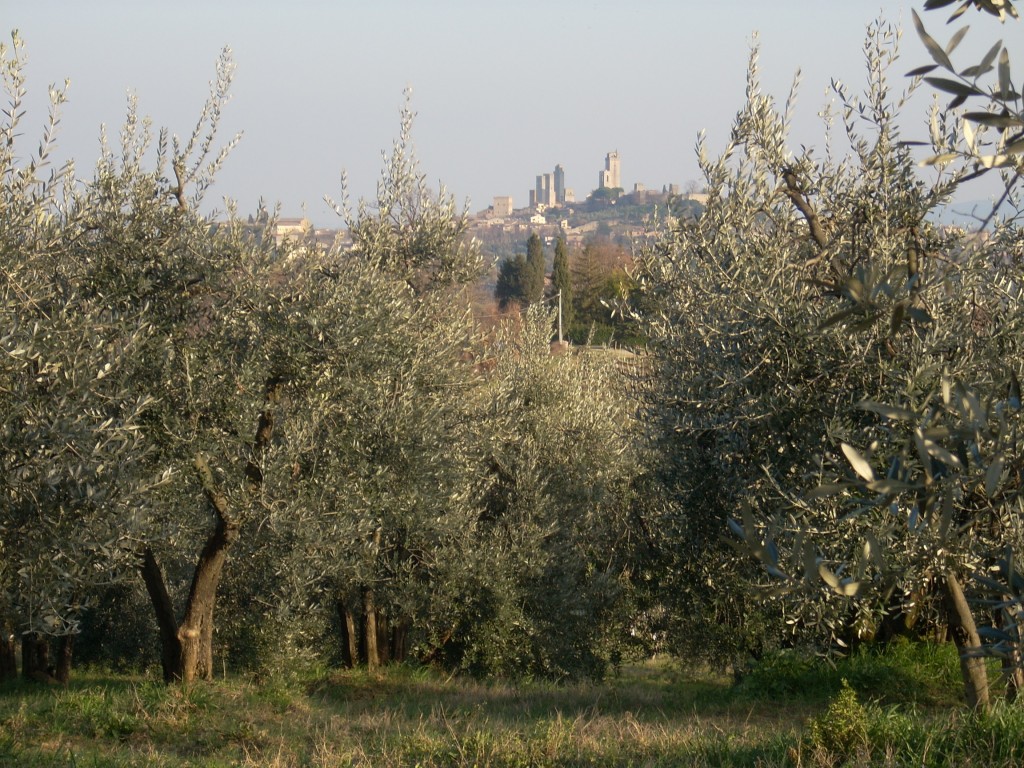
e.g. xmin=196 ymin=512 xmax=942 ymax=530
xmin=551 ymin=236 xmax=574 ymax=335
xmin=494 ymin=254 xmax=529 ymax=310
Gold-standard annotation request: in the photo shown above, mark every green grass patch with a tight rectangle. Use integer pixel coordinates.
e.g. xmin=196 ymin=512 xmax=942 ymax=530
xmin=0 ymin=644 xmax=1022 ymax=766
xmin=733 ymin=638 xmax=967 ymax=707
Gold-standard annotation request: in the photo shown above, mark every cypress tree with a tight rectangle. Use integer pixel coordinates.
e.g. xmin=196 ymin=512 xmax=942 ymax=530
xmin=495 ymin=254 xmax=529 ymax=309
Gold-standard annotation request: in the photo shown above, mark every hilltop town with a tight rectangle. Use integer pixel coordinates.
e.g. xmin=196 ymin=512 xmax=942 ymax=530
xmin=262 ymin=150 xmax=707 ymax=259
xmin=469 ymin=151 xmax=707 ymax=259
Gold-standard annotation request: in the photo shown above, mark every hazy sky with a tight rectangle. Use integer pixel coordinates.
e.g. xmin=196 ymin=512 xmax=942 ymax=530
xmin=9 ymin=1 xmax=1020 ymax=226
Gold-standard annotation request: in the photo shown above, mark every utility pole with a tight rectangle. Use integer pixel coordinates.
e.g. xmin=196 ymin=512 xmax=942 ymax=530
xmin=557 ymin=290 xmax=563 ymax=344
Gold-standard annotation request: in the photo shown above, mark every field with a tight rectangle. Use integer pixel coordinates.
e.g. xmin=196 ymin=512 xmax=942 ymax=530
xmin=3 ymin=642 xmax=1024 ymax=767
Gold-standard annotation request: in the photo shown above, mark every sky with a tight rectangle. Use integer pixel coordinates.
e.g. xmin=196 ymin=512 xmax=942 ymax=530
xmin=9 ymin=1 xmax=1022 ymax=227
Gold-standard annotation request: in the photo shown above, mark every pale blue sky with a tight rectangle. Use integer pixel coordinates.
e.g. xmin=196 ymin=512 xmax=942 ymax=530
xmin=9 ymin=1 xmax=1019 ymax=225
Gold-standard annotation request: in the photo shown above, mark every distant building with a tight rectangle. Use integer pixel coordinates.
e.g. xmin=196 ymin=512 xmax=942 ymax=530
xmin=493 ymin=196 xmax=514 ymax=217
xmin=530 ymin=164 xmax=567 ymax=209
xmin=599 ymin=151 xmax=621 ymax=190
xmin=273 ymin=217 xmax=312 ymax=246
xmin=535 ymin=173 xmax=556 ymax=208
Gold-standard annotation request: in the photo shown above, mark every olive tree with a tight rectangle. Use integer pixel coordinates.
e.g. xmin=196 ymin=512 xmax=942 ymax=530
xmin=58 ymin=49 xmax=298 ymax=685
xmin=909 ymin=0 xmax=1021 ymax=227
xmin=635 ymin=20 xmax=979 ymax=671
xmin=639 ymin=8 xmax=1024 ymax=709
xmin=273 ymin=98 xmax=642 ymax=677
xmin=0 ymin=32 xmax=158 ymax=683
xmin=451 ymin=306 xmax=642 ymax=678
xmin=732 ymin=0 xmax=1024 ymax=709
xmin=746 ymin=0 xmax=1024 ymax=708
xmin=264 ymin=98 xmax=488 ymax=669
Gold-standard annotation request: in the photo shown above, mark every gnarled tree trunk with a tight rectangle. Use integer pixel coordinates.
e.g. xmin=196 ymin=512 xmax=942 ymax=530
xmin=54 ymin=635 xmax=74 ymax=684
xmin=362 ymin=586 xmax=380 ymax=670
xmin=337 ymin=598 xmax=359 ymax=669
xmin=21 ymin=633 xmax=55 ymax=683
xmin=943 ymin=572 xmax=990 ymax=711
xmin=0 ymin=622 xmax=16 ymax=682
xmin=176 ymin=469 xmax=239 ymax=685
xmin=141 ymin=546 xmax=184 ymax=683
xmin=140 ymin=396 xmax=274 ymax=685
xmin=140 ymin=467 xmax=240 ymax=685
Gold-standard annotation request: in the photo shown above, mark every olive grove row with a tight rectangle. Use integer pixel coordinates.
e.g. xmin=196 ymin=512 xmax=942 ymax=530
xmin=3 ymin=1 xmax=1024 ymax=709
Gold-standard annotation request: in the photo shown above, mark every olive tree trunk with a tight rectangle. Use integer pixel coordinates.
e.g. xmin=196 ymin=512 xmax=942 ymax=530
xmin=21 ymin=633 xmax=56 ymax=683
xmin=140 ymin=472 xmax=239 ymax=685
xmin=140 ymin=399 xmax=273 ymax=685
xmin=178 ymin=457 xmax=240 ymax=684
xmin=337 ymin=599 xmax=359 ymax=669
xmin=0 ymin=622 xmax=16 ymax=682
xmin=390 ymin=617 xmax=411 ymax=663
xmin=141 ymin=546 xmax=184 ymax=682
xmin=339 ymin=594 xmax=409 ymax=669
xmin=362 ymin=586 xmax=380 ymax=670
xmin=54 ymin=635 xmax=74 ymax=684
xmin=943 ymin=572 xmax=990 ymax=710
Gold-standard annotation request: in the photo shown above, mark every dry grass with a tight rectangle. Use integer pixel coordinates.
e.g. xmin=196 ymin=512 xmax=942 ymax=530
xmin=2 ymin=651 xmax=1023 ymax=767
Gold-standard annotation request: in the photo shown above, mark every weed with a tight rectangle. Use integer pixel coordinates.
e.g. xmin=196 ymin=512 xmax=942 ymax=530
xmin=801 ymin=679 xmax=870 ymax=767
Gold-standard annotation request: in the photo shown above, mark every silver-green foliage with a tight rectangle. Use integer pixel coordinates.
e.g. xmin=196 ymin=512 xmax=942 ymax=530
xmin=327 ymin=92 xmax=483 ymax=293
xmin=0 ymin=32 xmax=152 ymax=639
xmin=254 ymin=101 xmax=488 ymax=665
xmin=277 ymin=107 xmax=640 ymax=677
xmin=0 ymin=41 xmax=642 ymax=680
xmin=913 ymin=0 xmax=1022 ymax=221
xmin=635 ymin=19 xmax=1008 ymax=653
xmin=75 ymin=46 xmax=286 ymax=577
xmin=1 ymin=34 xmax=293 ymax=679
xmin=458 ymin=307 xmax=640 ymax=677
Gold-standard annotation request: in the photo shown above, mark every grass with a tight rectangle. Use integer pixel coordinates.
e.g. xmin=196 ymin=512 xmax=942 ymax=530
xmin=1 ymin=642 xmax=1022 ymax=767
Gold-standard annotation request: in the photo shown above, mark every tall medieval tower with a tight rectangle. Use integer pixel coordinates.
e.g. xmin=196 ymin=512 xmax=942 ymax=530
xmin=599 ymin=151 xmax=620 ymax=190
